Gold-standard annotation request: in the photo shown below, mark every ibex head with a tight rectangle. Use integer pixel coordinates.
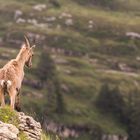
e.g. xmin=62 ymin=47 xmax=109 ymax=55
xmin=24 ymin=35 xmax=35 ymax=68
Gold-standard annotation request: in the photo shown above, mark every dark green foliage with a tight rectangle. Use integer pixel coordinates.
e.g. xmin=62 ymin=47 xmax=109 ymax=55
xmin=96 ymin=83 xmax=111 ymax=110
xmin=126 ymin=90 xmax=140 ymax=140
xmin=55 ymin=80 xmax=65 ymax=114
xmin=72 ymin=0 xmax=133 ymax=10
xmin=49 ymin=0 xmax=61 ymax=7
xmin=90 ymin=125 xmax=103 ymax=140
xmin=46 ymin=80 xmax=66 ymax=114
xmin=109 ymin=87 xmax=125 ymax=119
xmin=56 ymin=92 xmax=65 ymax=114
xmin=45 ymin=80 xmax=57 ymax=113
xmin=96 ymin=84 xmax=125 ymax=119
xmin=37 ymin=50 xmax=56 ymax=86
xmin=36 ymin=49 xmax=66 ymax=114
xmin=36 ymin=49 xmax=66 ymax=115
xmin=94 ymin=0 xmax=115 ymax=7
xmin=96 ymin=88 xmax=140 ymax=140
xmin=72 ymin=0 xmax=117 ymax=8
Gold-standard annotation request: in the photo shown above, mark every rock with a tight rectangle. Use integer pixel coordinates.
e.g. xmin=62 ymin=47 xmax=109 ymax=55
xmin=14 ymin=10 xmax=23 ymax=20
xmin=33 ymin=4 xmax=46 ymax=11
xmin=136 ymin=56 xmax=140 ymax=61
xmin=62 ymin=128 xmax=71 ymax=138
xmin=61 ymin=84 xmax=69 ymax=92
xmin=88 ymin=24 xmax=93 ymax=29
xmin=65 ymin=18 xmax=73 ymax=26
xmin=56 ymin=24 xmax=61 ymax=29
xmin=102 ymin=134 xmax=128 ymax=140
xmin=18 ymin=112 xmax=42 ymax=140
xmin=16 ymin=18 xmax=26 ymax=23
xmin=88 ymin=20 xmax=93 ymax=24
xmin=35 ymin=23 xmax=48 ymax=28
xmin=0 ymin=121 xmax=19 ymax=140
xmin=54 ymin=58 xmax=68 ymax=64
xmin=118 ymin=63 xmax=133 ymax=72
xmin=88 ymin=20 xmax=95 ymax=29
xmin=59 ymin=12 xmax=72 ymax=19
xmin=45 ymin=16 xmax=56 ymax=22
xmin=6 ymin=124 xmax=19 ymax=135
xmin=27 ymin=19 xmax=38 ymax=25
xmin=126 ymin=32 xmax=140 ymax=39
xmin=0 ymin=37 xmax=3 ymax=43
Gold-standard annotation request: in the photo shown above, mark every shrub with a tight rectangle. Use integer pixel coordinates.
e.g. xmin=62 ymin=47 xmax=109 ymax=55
xmin=96 ymin=84 xmax=125 ymax=119
xmin=36 ymin=50 xmax=56 ymax=87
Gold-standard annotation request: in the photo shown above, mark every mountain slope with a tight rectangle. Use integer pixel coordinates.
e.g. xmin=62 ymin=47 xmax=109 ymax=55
xmin=0 ymin=0 xmax=139 ymax=139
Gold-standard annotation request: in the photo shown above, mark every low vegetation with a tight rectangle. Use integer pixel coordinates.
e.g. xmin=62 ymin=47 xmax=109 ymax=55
xmin=0 ymin=106 xmax=19 ymax=127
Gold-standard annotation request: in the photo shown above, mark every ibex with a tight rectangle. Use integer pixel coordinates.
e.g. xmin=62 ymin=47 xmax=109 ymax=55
xmin=0 ymin=36 xmax=35 ymax=110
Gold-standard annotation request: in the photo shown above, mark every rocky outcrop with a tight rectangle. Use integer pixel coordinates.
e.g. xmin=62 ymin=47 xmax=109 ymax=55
xmin=0 ymin=112 xmax=42 ymax=140
xmin=0 ymin=121 xmax=19 ymax=140
xmin=18 ymin=112 xmax=42 ymax=140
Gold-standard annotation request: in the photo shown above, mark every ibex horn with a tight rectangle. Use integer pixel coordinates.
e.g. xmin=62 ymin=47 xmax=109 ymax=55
xmin=30 ymin=45 xmax=36 ymax=49
xmin=32 ymin=45 xmax=36 ymax=48
xmin=24 ymin=35 xmax=30 ymax=48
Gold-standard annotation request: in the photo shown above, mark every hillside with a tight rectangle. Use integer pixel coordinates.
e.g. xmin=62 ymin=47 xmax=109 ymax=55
xmin=0 ymin=0 xmax=140 ymax=140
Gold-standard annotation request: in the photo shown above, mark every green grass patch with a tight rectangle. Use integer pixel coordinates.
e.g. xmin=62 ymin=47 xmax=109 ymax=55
xmin=0 ymin=106 xmax=19 ymax=127
xmin=19 ymin=131 xmax=28 ymax=140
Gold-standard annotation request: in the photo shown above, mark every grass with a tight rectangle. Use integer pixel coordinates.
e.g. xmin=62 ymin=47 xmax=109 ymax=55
xmin=0 ymin=106 xmax=19 ymax=127
xmin=19 ymin=132 xmax=28 ymax=140
xmin=41 ymin=132 xmax=60 ymax=140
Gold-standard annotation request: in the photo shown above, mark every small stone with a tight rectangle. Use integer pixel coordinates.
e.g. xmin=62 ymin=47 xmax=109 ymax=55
xmin=14 ymin=10 xmax=23 ymax=20
xmin=89 ymin=20 xmax=93 ymax=24
xmin=19 ymin=112 xmax=25 ymax=116
xmin=19 ymin=124 xmax=25 ymax=129
xmin=33 ymin=4 xmax=46 ymax=11
xmin=16 ymin=18 xmax=26 ymax=23
xmin=46 ymin=16 xmax=56 ymax=22
xmin=65 ymin=19 xmax=73 ymax=26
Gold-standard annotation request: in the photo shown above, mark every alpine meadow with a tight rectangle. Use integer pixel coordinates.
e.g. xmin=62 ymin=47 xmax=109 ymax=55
xmin=0 ymin=0 xmax=139 ymax=140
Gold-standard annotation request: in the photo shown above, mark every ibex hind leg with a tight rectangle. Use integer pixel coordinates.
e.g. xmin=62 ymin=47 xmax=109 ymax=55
xmin=15 ymin=89 xmax=21 ymax=112
xmin=0 ymin=88 xmax=5 ymax=107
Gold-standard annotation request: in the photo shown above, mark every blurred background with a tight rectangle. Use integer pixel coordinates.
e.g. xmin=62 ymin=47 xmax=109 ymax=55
xmin=0 ymin=0 xmax=140 ymax=140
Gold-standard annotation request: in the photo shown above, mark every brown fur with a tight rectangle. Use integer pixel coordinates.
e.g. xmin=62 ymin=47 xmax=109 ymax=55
xmin=0 ymin=37 xmax=35 ymax=110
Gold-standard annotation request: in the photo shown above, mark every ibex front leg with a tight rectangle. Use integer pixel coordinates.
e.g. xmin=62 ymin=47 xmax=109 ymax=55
xmin=15 ymin=88 xmax=21 ymax=112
